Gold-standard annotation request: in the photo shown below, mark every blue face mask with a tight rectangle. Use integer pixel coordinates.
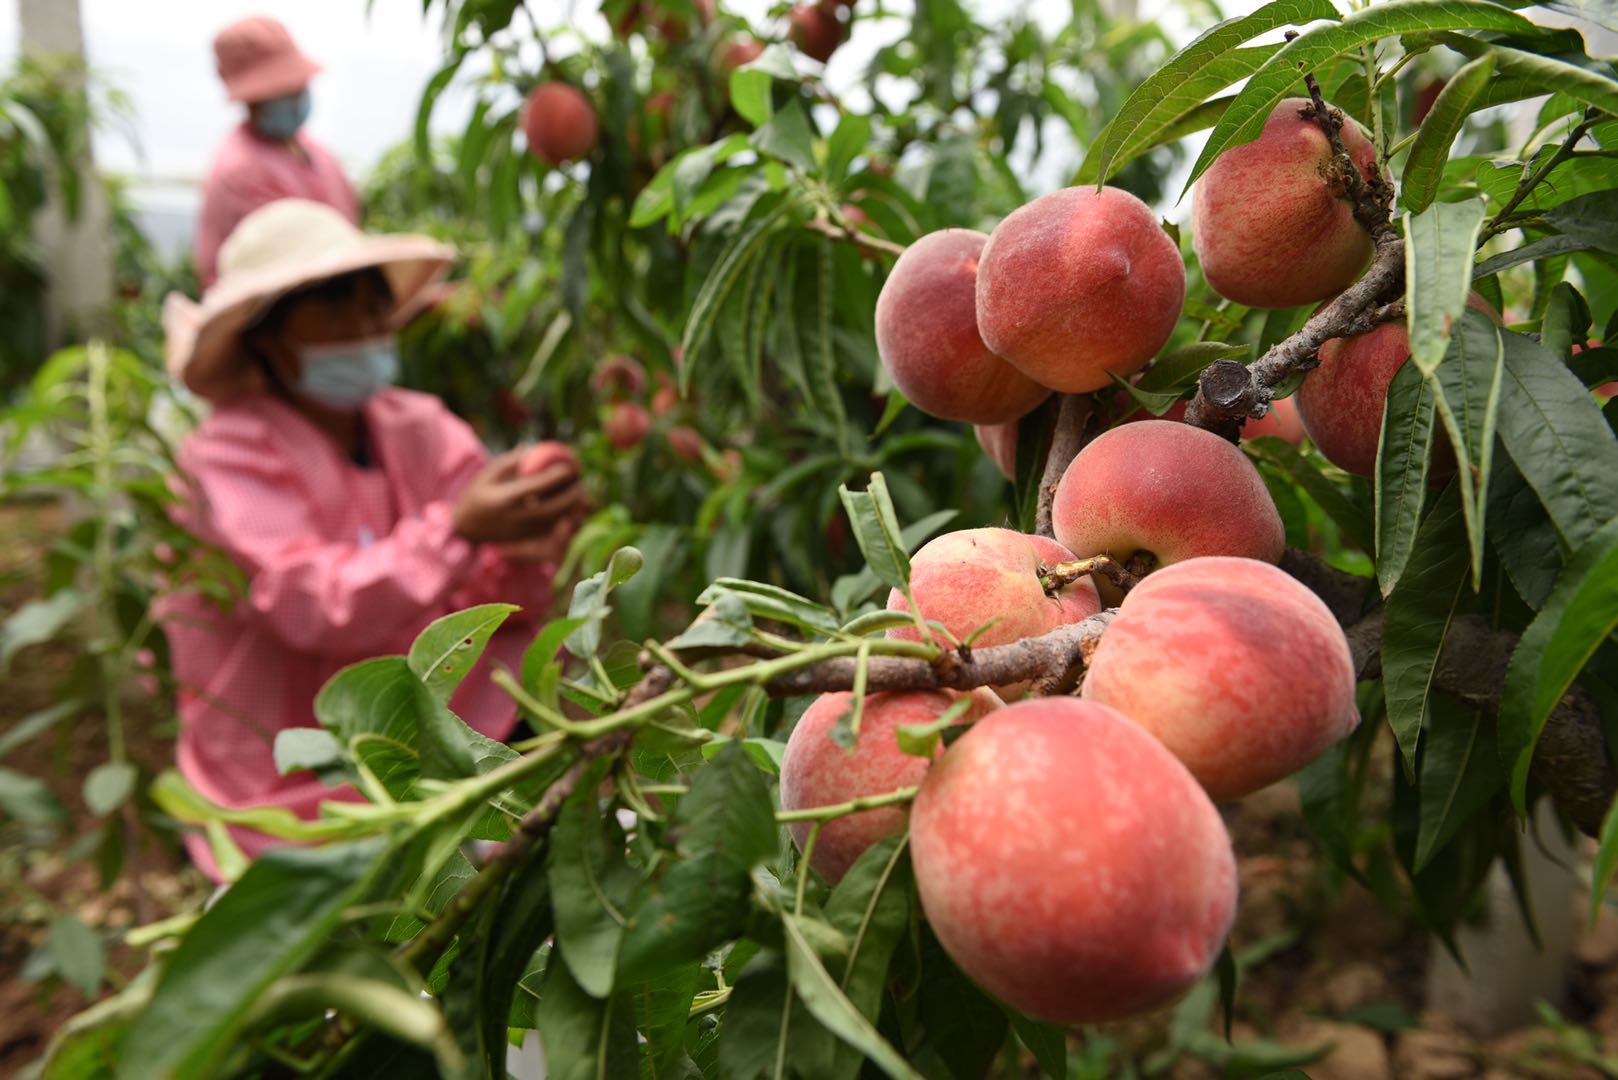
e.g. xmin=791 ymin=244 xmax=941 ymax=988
xmin=252 ymin=88 xmax=311 ymax=140
xmin=296 ymin=337 xmax=399 ymax=410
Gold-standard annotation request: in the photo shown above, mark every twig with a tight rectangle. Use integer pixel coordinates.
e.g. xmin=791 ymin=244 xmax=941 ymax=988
xmin=804 ymin=217 xmax=908 ymax=258
xmin=1039 ymin=555 xmax=1139 ymax=596
xmin=763 ymin=611 xmax=1114 ymax=697
xmin=1034 ymin=394 xmax=1097 ymax=538
xmin=1482 ymin=110 xmax=1599 ymax=241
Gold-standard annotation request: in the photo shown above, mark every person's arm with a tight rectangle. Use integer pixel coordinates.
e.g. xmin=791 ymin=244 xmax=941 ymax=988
xmin=185 ymin=431 xmax=482 ymax=659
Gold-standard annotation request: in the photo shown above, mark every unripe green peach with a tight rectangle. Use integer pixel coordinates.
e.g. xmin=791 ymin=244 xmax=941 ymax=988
xmin=1190 ymin=98 xmax=1377 ymax=308
xmin=975 ymin=186 xmax=1186 ymax=392
xmin=1052 ymin=420 xmax=1284 ymax=573
xmin=876 ymin=230 xmax=1050 ymax=424
xmin=1081 ymin=556 xmax=1359 ymax=801
xmin=779 ymin=687 xmax=1001 ymax=883
xmin=910 ymin=697 xmax=1237 ymax=1024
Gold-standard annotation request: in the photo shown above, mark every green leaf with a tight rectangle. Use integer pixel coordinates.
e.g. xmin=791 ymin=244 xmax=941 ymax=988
xmin=729 ymin=43 xmax=798 ymax=127
xmin=1428 ymin=308 xmax=1505 ymax=587
xmin=700 ymin=736 xmax=787 ymax=774
xmin=1242 ymin=439 xmax=1375 ymax=554
xmin=1382 ymin=488 xmax=1469 ymax=770
xmin=1413 ymin=694 xmax=1502 ymax=872
xmin=83 ymin=761 xmax=137 ymax=817
xmin=1590 ymin=794 xmax=1618 ymax=926
xmin=1495 ymin=330 xmax=1618 ymax=552
xmin=830 ymin=508 xmax=957 ymax=616
xmin=895 ymin=696 xmax=975 ymax=758
xmin=1401 ymin=53 xmax=1496 ymax=213
xmin=0 ymin=764 xmax=67 ymax=824
xmin=782 ymin=913 xmax=923 ymax=1080
xmin=1404 ymin=200 xmax=1487 ymax=377
xmin=49 ymin=916 xmax=104 ymax=997
xmin=406 ymin=604 xmax=516 ymax=704
xmin=1487 ymin=456 xmax=1563 ymax=610
xmin=750 ymin=100 xmax=817 ymax=174
xmin=1188 ymin=1 xmax=1538 ymax=193
xmin=915 ymin=929 xmax=1008 ymax=1079
xmin=1006 ymin=1008 xmax=1067 ymax=1078
xmin=1375 ymin=361 xmax=1438 ymax=597
xmin=680 ymin=194 xmax=793 ymax=392
xmin=668 ymin=590 xmax=756 ymax=650
xmin=0 ymin=589 xmax=83 ymax=672
xmin=1135 ymin=341 xmax=1252 ymax=394
xmin=838 ymin=473 xmax=912 ymax=594
xmin=1435 ymin=32 xmax=1618 ymax=119
xmin=118 ymin=839 xmax=387 ymax=1079
xmin=827 ymin=113 xmax=871 ymax=184
xmin=548 ymin=766 xmax=639 ymax=999
xmin=564 ymin=546 xmax=646 ymax=660
xmin=273 ymin=728 xmax=347 ymax=783
xmin=0 ymin=698 xmax=80 ymax=760
xmin=1500 ymin=515 xmax=1618 ymax=811
xmin=532 ymin=950 xmax=639 ymax=1080
xmin=1474 ymin=234 xmax=1596 ymax=280
xmin=1546 ymin=189 xmax=1618 ymax=255
xmin=616 ymin=744 xmax=776 ymax=980
xmin=1080 ymin=0 xmax=1338 ymax=183
xmin=698 ymin=579 xmax=841 ymax=636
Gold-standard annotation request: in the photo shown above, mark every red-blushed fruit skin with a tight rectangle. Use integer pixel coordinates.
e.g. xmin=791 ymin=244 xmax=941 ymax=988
xmin=1296 ymin=293 xmax=1497 ymax=477
xmin=1052 ymin=420 xmax=1284 ymax=568
xmin=975 ymin=186 xmax=1186 ymax=393
xmin=717 ymin=36 xmax=765 ymax=73
xmin=876 ymin=230 xmax=1051 ymax=424
xmin=604 ymin=402 xmax=651 ymax=450
xmin=1191 ymin=98 xmax=1377 ymax=309
xmin=665 ymin=424 xmax=703 ymax=462
xmin=910 ymin=697 xmax=1238 ymax=1024
xmin=780 ymin=688 xmax=1001 ymax=883
xmin=651 ymin=374 xmax=680 ymax=417
xmin=518 ymin=440 xmax=580 ymax=478
xmin=974 ymin=420 xmax=1017 ymax=480
xmin=1119 ymin=394 xmax=1305 ymax=446
xmin=522 ymin=83 xmax=599 ymax=166
xmin=886 ymin=529 xmax=1100 ymax=696
xmin=1081 ymin=556 xmax=1359 ymax=801
xmin=788 ymin=5 xmax=843 ymax=62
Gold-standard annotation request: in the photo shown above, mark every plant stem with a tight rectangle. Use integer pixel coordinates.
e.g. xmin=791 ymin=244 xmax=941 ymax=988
xmin=777 ymin=786 xmax=920 ymax=823
xmin=1482 ymin=111 xmax=1598 ymax=241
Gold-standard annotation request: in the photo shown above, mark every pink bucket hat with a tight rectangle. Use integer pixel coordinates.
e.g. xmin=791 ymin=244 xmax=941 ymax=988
xmin=213 ymin=16 xmax=321 ymax=103
xmin=164 ymin=199 xmax=454 ymax=403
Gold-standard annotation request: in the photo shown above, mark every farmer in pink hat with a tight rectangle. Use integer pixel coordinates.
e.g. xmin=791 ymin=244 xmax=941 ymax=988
xmin=161 ymin=199 xmax=587 ymax=881
xmin=195 ymin=16 xmax=359 ymax=288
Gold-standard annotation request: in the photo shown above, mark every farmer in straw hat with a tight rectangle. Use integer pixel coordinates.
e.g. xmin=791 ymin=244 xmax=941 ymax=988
xmin=161 ymin=199 xmax=587 ymax=881
xmin=196 ymin=16 xmax=358 ymax=288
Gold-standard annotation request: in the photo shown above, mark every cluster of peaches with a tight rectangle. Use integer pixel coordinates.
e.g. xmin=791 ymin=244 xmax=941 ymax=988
xmin=776 ymin=99 xmax=1422 ymax=1026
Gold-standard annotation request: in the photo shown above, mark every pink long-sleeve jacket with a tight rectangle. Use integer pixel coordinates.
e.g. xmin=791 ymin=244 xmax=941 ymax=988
xmin=195 ymin=123 xmax=360 ymax=289
xmin=162 ymin=388 xmax=552 ymax=880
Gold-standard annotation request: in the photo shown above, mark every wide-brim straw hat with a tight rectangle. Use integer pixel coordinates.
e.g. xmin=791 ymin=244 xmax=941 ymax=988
xmin=214 ymin=16 xmax=321 ymax=104
xmin=165 ymin=199 xmax=453 ymax=403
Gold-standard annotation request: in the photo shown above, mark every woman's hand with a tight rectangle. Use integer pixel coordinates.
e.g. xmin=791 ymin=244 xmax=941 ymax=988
xmin=452 ymin=448 xmax=588 ymax=544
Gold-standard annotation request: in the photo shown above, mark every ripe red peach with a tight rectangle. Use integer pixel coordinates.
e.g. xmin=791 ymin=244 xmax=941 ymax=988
xmin=974 ymin=420 xmax=1017 ymax=480
xmin=518 ymin=440 xmax=579 ymax=479
xmin=664 ymin=424 xmax=703 ymax=462
xmin=1190 ymin=98 xmax=1377 ymax=308
xmin=780 ymin=688 xmax=1001 ymax=883
xmin=651 ymin=373 xmax=680 ymax=417
xmin=788 ymin=5 xmax=843 ymax=63
xmin=717 ymin=36 xmax=765 ymax=73
xmin=1296 ymin=293 xmax=1498 ymax=477
xmin=887 ymin=528 xmax=1100 ymax=650
xmin=521 ymin=82 xmax=599 ymax=166
xmin=604 ymin=401 xmax=651 ymax=450
xmin=1081 ymin=556 xmax=1358 ymax=801
xmin=876 ymin=229 xmax=1051 ymax=424
xmin=975 ymin=186 xmax=1186 ymax=393
xmin=910 ymin=697 xmax=1238 ymax=1024
xmin=1052 ymin=420 xmax=1284 ymax=572
xmin=591 ymin=354 xmax=647 ymax=398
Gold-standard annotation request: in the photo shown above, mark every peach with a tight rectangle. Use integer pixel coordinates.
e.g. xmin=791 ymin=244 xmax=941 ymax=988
xmin=604 ymin=401 xmax=651 ymax=450
xmin=1081 ymin=556 xmax=1358 ymax=801
xmin=910 ymin=697 xmax=1238 ymax=1024
xmin=1296 ymin=293 xmax=1497 ymax=477
xmin=788 ymin=5 xmax=843 ymax=63
xmin=651 ymin=373 xmax=680 ymax=417
xmin=1052 ymin=420 xmax=1284 ymax=572
xmin=886 ymin=529 xmax=1100 ymax=656
xmin=717 ymin=36 xmax=765 ymax=73
xmin=521 ymin=82 xmax=598 ymax=166
xmin=974 ymin=420 xmax=1017 ymax=480
xmin=664 ymin=424 xmax=703 ymax=462
xmin=518 ymin=440 xmax=579 ymax=478
xmin=1118 ymin=394 xmax=1304 ymax=445
xmin=780 ymin=688 xmax=1001 ymax=883
xmin=975 ymin=186 xmax=1186 ymax=393
xmin=1190 ymin=98 xmax=1376 ymax=308
xmin=591 ymin=354 xmax=647 ymax=398
xmin=876 ymin=230 xmax=1051 ymax=424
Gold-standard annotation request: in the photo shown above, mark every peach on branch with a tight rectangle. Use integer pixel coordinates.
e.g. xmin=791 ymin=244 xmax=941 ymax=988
xmin=780 ymin=688 xmax=1000 ymax=883
xmin=1081 ymin=556 xmax=1359 ymax=801
xmin=716 ymin=36 xmax=765 ymax=73
xmin=975 ymin=186 xmax=1186 ymax=393
xmin=1295 ymin=293 xmax=1498 ymax=477
xmin=1190 ymin=98 xmax=1377 ymax=308
xmin=1118 ymin=392 xmax=1305 ymax=446
xmin=910 ymin=697 xmax=1238 ymax=1024
xmin=788 ymin=4 xmax=843 ymax=63
xmin=1052 ymin=419 xmax=1284 ymax=573
xmin=875 ymin=229 xmax=1050 ymax=424
xmin=604 ymin=401 xmax=651 ymax=449
xmin=521 ymin=82 xmax=599 ymax=166
xmin=664 ymin=424 xmax=703 ymax=463
xmin=974 ymin=420 xmax=1017 ymax=480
